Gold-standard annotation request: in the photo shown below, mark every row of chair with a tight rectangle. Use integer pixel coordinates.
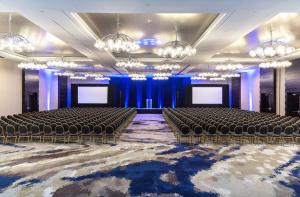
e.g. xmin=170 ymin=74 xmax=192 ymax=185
xmin=0 ymin=107 xmax=136 ymax=144
xmin=163 ymin=107 xmax=300 ymax=144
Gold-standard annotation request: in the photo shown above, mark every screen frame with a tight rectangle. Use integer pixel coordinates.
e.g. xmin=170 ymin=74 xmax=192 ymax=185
xmin=71 ymin=84 xmax=113 ymax=107
xmin=186 ymin=84 xmax=229 ymax=107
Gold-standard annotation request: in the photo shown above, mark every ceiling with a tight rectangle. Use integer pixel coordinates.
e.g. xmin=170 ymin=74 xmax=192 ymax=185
xmin=1 ymin=0 xmax=300 ymax=76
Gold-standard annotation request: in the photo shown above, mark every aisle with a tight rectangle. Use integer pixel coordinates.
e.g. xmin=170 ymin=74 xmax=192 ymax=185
xmin=120 ymin=114 xmax=176 ymax=144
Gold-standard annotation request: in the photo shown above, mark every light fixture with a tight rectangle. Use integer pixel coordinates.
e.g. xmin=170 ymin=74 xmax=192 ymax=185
xmin=129 ymin=73 xmax=147 ymax=80
xmin=154 ymin=60 xmax=181 ymax=71
xmin=116 ymin=56 xmax=146 ymax=68
xmin=94 ymin=15 xmax=139 ymax=53
xmin=47 ymin=57 xmax=79 ymax=68
xmin=0 ymin=14 xmax=34 ymax=52
xmin=191 ymin=76 xmax=207 ymax=80
xmin=209 ymin=77 xmax=226 ymax=81
xmin=221 ymin=73 xmax=240 ymax=78
xmin=198 ymin=72 xmax=219 ymax=77
xmin=155 ymin=25 xmax=196 ymax=59
xmin=259 ymin=61 xmax=292 ymax=69
xmin=216 ymin=62 xmax=243 ymax=71
xmin=249 ymin=25 xmax=295 ymax=69
xmin=54 ymin=71 xmax=74 ymax=77
xmin=70 ymin=75 xmax=87 ymax=80
xmin=95 ymin=76 xmax=110 ymax=81
xmin=153 ymin=72 xmax=172 ymax=80
xmin=84 ymin=72 xmax=103 ymax=78
xmin=17 ymin=61 xmax=47 ymax=70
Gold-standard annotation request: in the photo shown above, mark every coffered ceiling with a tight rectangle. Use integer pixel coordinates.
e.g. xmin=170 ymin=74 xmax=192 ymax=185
xmin=0 ymin=0 xmax=300 ymax=75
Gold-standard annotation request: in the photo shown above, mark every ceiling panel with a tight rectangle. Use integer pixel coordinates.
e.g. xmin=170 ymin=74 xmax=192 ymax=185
xmin=0 ymin=13 xmax=84 ymax=57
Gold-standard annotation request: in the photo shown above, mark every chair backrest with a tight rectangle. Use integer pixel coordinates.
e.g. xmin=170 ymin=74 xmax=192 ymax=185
xmin=284 ymin=126 xmax=294 ymax=135
xmin=0 ymin=126 xmax=3 ymax=136
xmin=75 ymin=124 xmax=82 ymax=131
xmin=31 ymin=125 xmax=40 ymax=135
xmin=6 ymin=125 xmax=15 ymax=136
xmin=180 ymin=124 xmax=190 ymax=135
xmin=39 ymin=124 xmax=45 ymax=132
xmin=247 ymin=125 xmax=256 ymax=134
xmin=18 ymin=125 xmax=28 ymax=134
xmin=55 ymin=125 xmax=64 ymax=134
xmin=44 ymin=125 xmax=52 ymax=135
xmin=93 ymin=125 xmax=102 ymax=134
xmin=62 ymin=124 xmax=69 ymax=132
xmin=208 ymin=125 xmax=217 ymax=134
xmin=220 ymin=125 xmax=229 ymax=134
xmin=259 ymin=125 xmax=268 ymax=134
xmin=81 ymin=125 xmax=90 ymax=134
xmin=273 ymin=126 xmax=282 ymax=135
xmin=194 ymin=125 xmax=203 ymax=135
xmin=234 ymin=126 xmax=243 ymax=134
xmin=69 ymin=125 xmax=78 ymax=135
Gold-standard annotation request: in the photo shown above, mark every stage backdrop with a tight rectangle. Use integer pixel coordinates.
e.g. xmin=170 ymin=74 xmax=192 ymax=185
xmin=110 ymin=77 xmax=191 ymax=108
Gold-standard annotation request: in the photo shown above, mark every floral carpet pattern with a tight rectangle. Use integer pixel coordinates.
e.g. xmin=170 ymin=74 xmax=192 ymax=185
xmin=0 ymin=114 xmax=299 ymax=197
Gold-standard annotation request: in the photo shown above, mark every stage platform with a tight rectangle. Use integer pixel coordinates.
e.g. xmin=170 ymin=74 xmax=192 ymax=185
xmin=136 ymin=108 xmax=162 ymax=114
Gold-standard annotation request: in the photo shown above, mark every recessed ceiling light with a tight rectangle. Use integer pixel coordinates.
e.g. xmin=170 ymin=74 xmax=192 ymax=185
xmin=147 ymin=19 xmax=152 ymax=23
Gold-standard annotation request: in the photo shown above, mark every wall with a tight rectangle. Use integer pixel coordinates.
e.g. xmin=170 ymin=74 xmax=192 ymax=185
xmin=0 ymin=59 xmax=22 ymax=116
xmin=241 ymin=68 xmax=260 ymax=112
xmin=39 ymin=70 xmax=58 ymax=111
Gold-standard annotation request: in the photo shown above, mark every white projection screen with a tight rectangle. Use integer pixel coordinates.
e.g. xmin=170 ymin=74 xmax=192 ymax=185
xmin=78 ymin=86 xmax=108 ymax=104
xmin=192 ymin=87 xmax=223 ymax=104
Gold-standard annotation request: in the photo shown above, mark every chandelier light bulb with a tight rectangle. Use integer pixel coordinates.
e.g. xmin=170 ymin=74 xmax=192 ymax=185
xmin=70 ymin=75 xmax=87 ymax=80
xmin=17 ymin=62 xmax=47 ymax=70
xmin=191 ymin=76 xmax=207 ymax=80
xmin=47 ymin=59 xmax=79 ymax=68
xmin=116 ymin=57 xmax=146 ymax=68
xmin=198 ymin=72 xmax=219 ymax=77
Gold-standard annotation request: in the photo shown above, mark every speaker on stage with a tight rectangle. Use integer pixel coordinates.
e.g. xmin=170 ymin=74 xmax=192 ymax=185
xmin=146 ymin=99 xmax=152 ymax=108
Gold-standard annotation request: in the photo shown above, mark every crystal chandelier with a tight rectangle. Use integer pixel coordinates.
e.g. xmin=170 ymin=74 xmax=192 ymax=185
xmin=221 ymin=73 xmax=240 ymax=78
xmin=94 ymin=15 xmax=139 ymax=53
xmin=47 ymin=57 xmax=79 ymax=68
xmin=84 ymin=72 xmax=104 ymax=78
xmin=259 ymin=61 xmax=292 ymax=69
xmin=70 ymin=75 xmax=87 ymax=80
xmin=54 ymin=71 xmax=74 ymax=77
xmin=153 ymin=73 xmax=172 ymax=80
xmin=0 ymin=14 xmax=34 ymax=52
xmin=210 ymin=77 xmax=226 ymax=81
xmin=155 ymin=26 xmax=196 ymax=59
xmin=154 ymin=60 xmax=181 ymax=71
xmin=17 ymin=61 xmax=47 ymax=70
xmin=216 ymin=62 xmax=243 ymax=71
xmin=191 ymin=76 xmax=207 ymax=80
xmin=198 ymin=72 xmax=219 ymax=77
xmin=95 ymin=76 xmax=110 ymax=81
xmin=116 ymin=57 xmax=146 ymax=68
xmin=249 ymin=25 xmax=295 ymax=69
xmin=129 ymin=74 xmax=147 ymax=81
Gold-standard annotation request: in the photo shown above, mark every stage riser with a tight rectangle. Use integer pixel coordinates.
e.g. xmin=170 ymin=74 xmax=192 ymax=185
xmin=136 ymin=108 xmax=162 ymax=114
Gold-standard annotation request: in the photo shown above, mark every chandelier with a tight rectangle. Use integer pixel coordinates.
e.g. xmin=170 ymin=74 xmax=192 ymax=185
xmin=154 ymin=60 xmax=181 ymax=71
xmin=155 ymin=26 xmax=196 ymax=59
xmin=216 ymin=62 xmax=243 ymax=71
xmin=221 ymin=73 xmax=240 ymax=78
xmin=84 ymin=72 xmax=104 ymax=78
xmin=70 ymin=75 xmax=87 ymax=80
xmin=210 ymin=77 xmax=226 ymax=81
xmin=198 ymin=72 xmax=219 ymax=77
xmin=116 ymin=57 xmax=146 ymax=68
xmin=259 ymin=61 xmax=292 ymax=69
xmin=94 ymin=15 xmax=139 ymax=53
xmin=17 ymin=61 xmax=47 ymax=70
xmin=0 ymin=14 xmax=34 ymax=52
xmin=249 ymin=26 xmax=295 ymax=69
xmin=54 ymin=71 xmax=74 ymax=77
xmin=191 ymin=76 xmax=207 ymax=80
xmin=95 ymin=76 xmax=110 ymax=81
xmin=153 ymin=73 xmax=172 ymax=80
xmin=129 ymin=74 xmax=147 ymax=81
xmin=47 ymin=57 xmax=79 ymax=68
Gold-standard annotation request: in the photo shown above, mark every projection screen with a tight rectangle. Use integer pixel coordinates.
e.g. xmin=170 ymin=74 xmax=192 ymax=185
xmin=78 ymin=86 xmax=108 ymax=104
xmin=192 ymin=87 xmax=223 ymax=104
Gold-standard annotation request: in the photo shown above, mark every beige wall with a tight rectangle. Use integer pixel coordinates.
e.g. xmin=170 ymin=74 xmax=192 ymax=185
xmin=0 ymin=59 xmax=22 ymax=116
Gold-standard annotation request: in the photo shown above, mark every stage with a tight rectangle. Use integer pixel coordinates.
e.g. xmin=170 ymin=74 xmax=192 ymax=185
xmin=136 ymin=108 xmax=162 ymax=114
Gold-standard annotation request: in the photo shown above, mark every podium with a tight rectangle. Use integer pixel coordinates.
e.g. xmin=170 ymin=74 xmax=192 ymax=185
xmin=146 ymin=99 xmax=152 ymax=108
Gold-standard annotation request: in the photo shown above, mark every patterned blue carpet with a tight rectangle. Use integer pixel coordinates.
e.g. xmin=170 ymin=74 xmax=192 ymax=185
xmin=0 ymin=114 xmax=299 ymax=197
